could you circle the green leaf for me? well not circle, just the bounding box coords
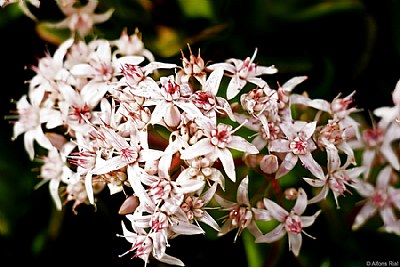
[0,4,24,27]
[290,1,366,22]
[35,22,71,46]
[177,0,214,19]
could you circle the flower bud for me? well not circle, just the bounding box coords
[188,167,200,177]
[284,187,298,200]
[46,132,67,150]
[119,195,140,215]
[164,105,181,128]
[260,154,279,174]
[201,167,212,177]
[144,160,158,175]
[243,154,258,168]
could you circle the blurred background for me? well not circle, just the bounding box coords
[1,0,400,266]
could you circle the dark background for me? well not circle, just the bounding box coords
[1,1,400,266]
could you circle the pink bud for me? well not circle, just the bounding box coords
[243,154,258,168]
[164,105,181,128]
[284,187,298,200]
[260,154,279,174]
[118,195,140,215]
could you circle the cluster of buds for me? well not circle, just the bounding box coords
[4,0,400,266]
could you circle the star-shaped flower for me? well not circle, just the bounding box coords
[256,188,321,256]
[269,120,325,179]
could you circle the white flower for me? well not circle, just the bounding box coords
[11,95,54,160]
[256,188,321,256]
[181,117,259,182]
[208,48,277,100]
[269,120,325,179]
[214,176,271,241]
[352,165,400,233]
[49,0,114,37]
[111,27,155,61]
[304,149,365,208]
[374,79,400,125]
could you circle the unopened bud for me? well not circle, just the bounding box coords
[164,105,181,128]
[260,154,279,174]
[188,167,199,177]
[284,187,298,200]
[119,195,140,215]
[201,167,212,177]
[144,160,158,175]
[244,154,258,168]
[256,200,264,209]
[46,132,67,150]
[141,108,151,124]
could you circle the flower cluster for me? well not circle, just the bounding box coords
[5,1,400,266]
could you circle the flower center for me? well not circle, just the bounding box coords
[93,61,113,81]
[121,146,139,164]
[192,91,215,111]
[289,136,308,155]
[229,206,251,228]
[121,64,145,86]
[210,123,233,148]
[362,127,384,147]
[371,191,387,208]
[285,215,302,234]
[69,104,92,123]
[161,80,181,101]
[148,179,172,202]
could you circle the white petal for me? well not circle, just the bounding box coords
[85,172,95,204]
[199,212,221,232]
[176,101,203,121]
[175,178,205,194]
[157,253,185,267]
[150,102,169,125]
[298,153,325,180]
[288,232,302,256]
[205,68,224,96]
[376,165,392,190]
[301,210,321,227]
[81,81,110,108]
[253,208,272,221]
[293,188,308,215]
[352,202,377,230]
[114,56,145,69]
[362,149,376,179]
[276,153,298,179]
[139,148,163,162]
[216,148,236,182]
[302,121,317,139]
[143,62,177,75]
[180,138,214,160]
[303,177,326,187]
[307,184,329,204]
[255,224,286,243]
[229,136,259,154]
[201,182,218,204]
[70,63,96,77]
[171,219,205,235]
[236,176,249,205]
[226,76,245,100]
[49,178,62,210]
[269,139,290,153]
[263,198,288,222]
[281,76,307,92]
[92,156,127,175]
